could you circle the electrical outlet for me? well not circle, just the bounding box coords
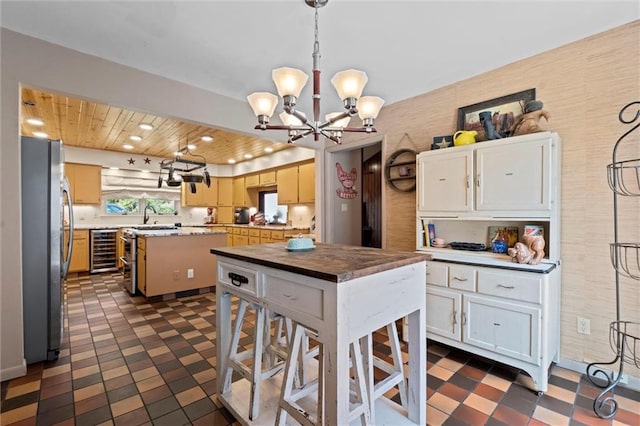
[187,268,194,279]
[577,317,591,335]
[173,270,180,280]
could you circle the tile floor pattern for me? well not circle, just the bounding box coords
[1,271,638,426]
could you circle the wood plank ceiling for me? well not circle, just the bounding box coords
[19,87,292,165]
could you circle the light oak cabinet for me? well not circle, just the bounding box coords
[277,166,299,204]
[218,206,234,224]
[64,229,89,273]
[218,178,233,207]
[245,174,259,188]
[259,170,277,186]
[65,163,102,204]
[181,177,220,207]
[298,162,315,203]
[233,177,250,206]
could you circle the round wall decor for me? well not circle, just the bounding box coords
[384,149,416,192]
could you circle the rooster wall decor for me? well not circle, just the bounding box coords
[336,162,358,199]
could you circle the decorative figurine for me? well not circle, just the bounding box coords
[510,100,551,136]
[507,235,546,265]
[479,111,502,140]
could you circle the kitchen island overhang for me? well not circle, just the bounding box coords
[211,243,430,425]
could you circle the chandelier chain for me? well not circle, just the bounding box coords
[313,0,320,56]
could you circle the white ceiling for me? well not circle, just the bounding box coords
[2,1,638,131]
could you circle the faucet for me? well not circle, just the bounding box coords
[143,205,157,224]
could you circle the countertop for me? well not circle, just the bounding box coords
[128,226,227,237]
[211,242,430,283]
[72,223,309,231]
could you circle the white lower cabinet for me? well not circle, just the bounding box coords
[423,260,559,394]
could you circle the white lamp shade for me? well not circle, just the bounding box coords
[325,112,351,128]
[272,67,309,98]
[247,92,278,118]
[279,111,305,126]
[331,69,368,100]
[357,96,385,120]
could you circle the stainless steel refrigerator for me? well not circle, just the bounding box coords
[21,136,74,363]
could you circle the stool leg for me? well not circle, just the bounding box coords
[249,305,266,421]
[387,321,407,408]
[350,338,371,425]
[361,333,375,424]
[276,322,305,426]
[222,299,248,394]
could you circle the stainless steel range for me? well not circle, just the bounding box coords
[119,229,137,294]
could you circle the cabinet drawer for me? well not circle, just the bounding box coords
[271,230,284,241]
[260,230,271,238]
[477,269,542,304]
[449,264,476,292]
[232,227,241,235]
[218,262,260,297]
[249,236,260,245]
[426,261,448,287]
[240,228,249,236]
[249,229,260,237]
[264,274,324,324]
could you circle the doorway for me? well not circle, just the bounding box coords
[324,138,384,247]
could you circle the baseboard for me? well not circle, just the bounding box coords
[558,358,640,392]
[0,359,27,382]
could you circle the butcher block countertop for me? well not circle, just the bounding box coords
[211,242,430,283]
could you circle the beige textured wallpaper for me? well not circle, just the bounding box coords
[342,21,640,377]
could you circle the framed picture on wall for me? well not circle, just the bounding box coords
[456,89,536,141]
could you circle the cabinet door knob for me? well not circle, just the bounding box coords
[497,284,515,289]
[452,276,468,281]
[452,310,457,325]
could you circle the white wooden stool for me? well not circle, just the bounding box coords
[362,321,407,423]
[222,299,289,421]
[275,322,371,426]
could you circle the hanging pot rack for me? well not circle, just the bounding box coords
[158,141,210,192]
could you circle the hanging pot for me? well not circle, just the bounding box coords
[157,176,163,188]
[203,169,211,187]
[181,174,204,184]
[189,182,197,193]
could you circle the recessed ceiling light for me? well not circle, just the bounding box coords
[244,154,253,159]
[227,159,236,164]
[139,123,154,130]
[201,135,213,142]
[33,131,48,138]
[27,118,44,126]
[187,144,196,150]
[123,144,134,150]
[264,147,274,153]
[174,151,183,156]
[129,135,142,141]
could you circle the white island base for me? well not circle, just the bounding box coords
[220,372,421,426]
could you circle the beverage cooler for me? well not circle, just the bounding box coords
[90,229,118,272]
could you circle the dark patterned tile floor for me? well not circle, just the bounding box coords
[1,271,639,425]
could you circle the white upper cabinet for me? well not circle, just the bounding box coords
[417,132,557,218]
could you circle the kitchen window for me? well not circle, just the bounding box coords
[259,191,288,224]
[105,198,138,215]
[105,198,178,215]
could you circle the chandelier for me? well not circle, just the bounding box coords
[246,0,384,145]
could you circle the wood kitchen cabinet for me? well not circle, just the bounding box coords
[423,259,559,393]
[277,165,299,204]
[217,178,233,207]
[181,177,219,207]
[244,174,259,188]
[65,162,102,204]
[259,170,277,186]
[64,229,89,272]
[233,177,249,206]
[298,162,315,203]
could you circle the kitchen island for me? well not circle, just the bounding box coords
[131,227,226,297]
[211,243,429,425]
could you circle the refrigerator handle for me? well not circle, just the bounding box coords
[62,176,73,278]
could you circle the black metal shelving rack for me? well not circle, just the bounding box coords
[586,101,640,419]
